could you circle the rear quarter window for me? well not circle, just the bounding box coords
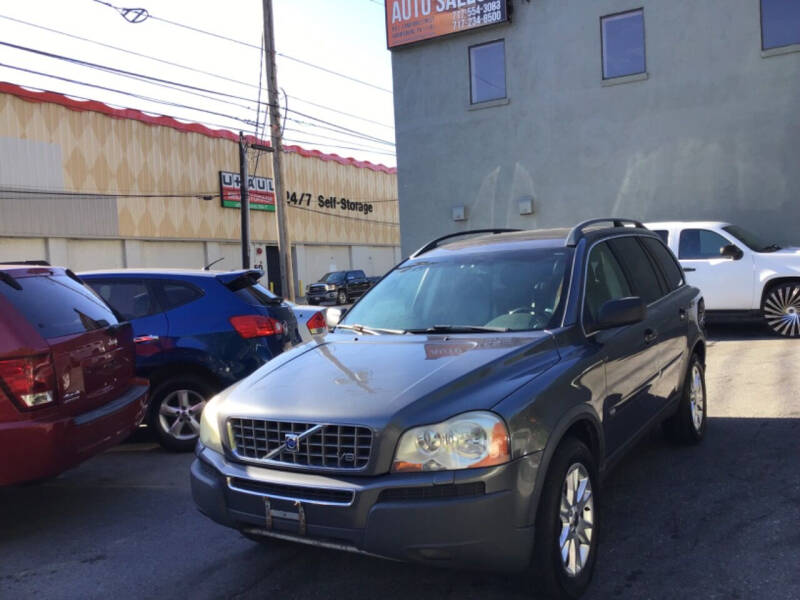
[233,283,282,307]
[607,237,666,304]
[640,237,684,292]
[157,281,204,311]
[0,273,118,338]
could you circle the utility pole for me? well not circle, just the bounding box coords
[262,0,293,299]
[238,131,251,269]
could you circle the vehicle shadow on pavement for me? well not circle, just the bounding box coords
[1,418,797,600]
[225,417,799,600]
[705,322,781,342]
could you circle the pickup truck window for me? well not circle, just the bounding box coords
[347,270,366,280]
[320,272,345,284]
[679,229,730,260]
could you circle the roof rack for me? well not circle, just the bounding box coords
[565,218,645,247]
[410,228,521,258]
[0,260,50,266]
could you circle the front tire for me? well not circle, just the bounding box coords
[531,438,599,599]
[337,289,347,305]
[663,355,706,443]
[147,376,216,452]
[762,283,800,337]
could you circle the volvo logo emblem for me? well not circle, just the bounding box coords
[284,433,300,453]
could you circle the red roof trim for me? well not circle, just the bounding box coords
[0,81,397,174]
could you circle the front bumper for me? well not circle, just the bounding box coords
[0,382,149,485]
[306,290,337,303]
[191,445,540,570]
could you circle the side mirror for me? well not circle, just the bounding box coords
[595,297,646,331]
[720,244,743,260]
[326,307,348,329]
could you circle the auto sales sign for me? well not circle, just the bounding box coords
[386,0,509,48]
[219,171,275,212]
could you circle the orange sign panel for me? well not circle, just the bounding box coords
[386,0,508,48]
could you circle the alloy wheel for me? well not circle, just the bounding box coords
[158,389,206,441]
[763,285,800,337]
[689,364,705,432]
[558,463,594,578]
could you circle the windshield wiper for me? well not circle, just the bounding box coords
[406,324,511,334]
[336,323,406,335]
[760,243,782,252]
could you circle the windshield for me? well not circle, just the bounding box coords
[319,272,345,283]
[723,225,779,252]
[341,248,573,333]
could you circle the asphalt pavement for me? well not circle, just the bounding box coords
[1,323,798,600]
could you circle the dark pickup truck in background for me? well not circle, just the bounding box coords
[305,270,372,305]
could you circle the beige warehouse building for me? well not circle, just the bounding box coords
[0,83,399,297]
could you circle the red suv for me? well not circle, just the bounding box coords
[0,264,148,485]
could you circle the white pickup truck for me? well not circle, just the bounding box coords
[645,221,800,337]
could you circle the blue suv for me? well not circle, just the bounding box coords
[80,269,300,451]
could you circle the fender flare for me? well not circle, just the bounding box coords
[525,405,605,526]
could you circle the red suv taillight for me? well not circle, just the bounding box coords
[306,311,327,335]
[0,354,56,409]
[229,315,285,339]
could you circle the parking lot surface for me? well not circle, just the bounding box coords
[1,324,798,600]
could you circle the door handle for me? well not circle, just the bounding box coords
[683,267,696,272]
[679,308,687,321]
[644,329,658,344]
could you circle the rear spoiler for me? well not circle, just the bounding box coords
[215,269,264,291]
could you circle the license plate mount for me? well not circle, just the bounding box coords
[264,497,306,535]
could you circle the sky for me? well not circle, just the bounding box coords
[0,0,396,167]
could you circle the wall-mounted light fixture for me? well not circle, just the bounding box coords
[518,196,534,215]
[452,205,466,221]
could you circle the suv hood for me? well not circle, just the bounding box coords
[218,331,560,430]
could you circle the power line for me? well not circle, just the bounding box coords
[0,40,396,147]
[0,62,255,126]
[0,72,396,158]
[287,203,399,226]
[91,0,393,94]
[0,13,395,130]
[282,127,395,152]
[283,138,396,157]
[0,186,218,199]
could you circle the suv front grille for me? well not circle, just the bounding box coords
[228,418,372,470]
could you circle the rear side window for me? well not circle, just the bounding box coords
[234,283,282,307]
[0,273,119,338]
[89,279,160,321]
[607,237,665,304]
[640,238,684,292]
[652,230,669,244]
[157,281,203,311]
[583,242,632,328]
[679,229,729,259]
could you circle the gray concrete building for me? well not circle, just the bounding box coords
[389,0,800,255]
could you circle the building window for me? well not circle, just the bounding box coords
[469,40,506,104]
[601,9,646,79]
[761,0,800,50]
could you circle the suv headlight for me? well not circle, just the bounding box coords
[392,411,510,472]
[199,394,224,454]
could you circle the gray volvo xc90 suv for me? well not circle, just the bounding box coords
[191,219,707,599]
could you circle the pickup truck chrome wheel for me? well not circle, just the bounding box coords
[689,364,705,432]
[337,289,347,305]
[559,463,594,577]
[763,284,800,337]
